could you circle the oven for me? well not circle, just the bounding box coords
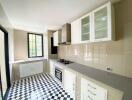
[55,67,63,82]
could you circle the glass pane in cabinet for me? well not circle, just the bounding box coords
[81,16,90,41]
[95,7,108,39]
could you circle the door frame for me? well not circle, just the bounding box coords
[0,25,11,99]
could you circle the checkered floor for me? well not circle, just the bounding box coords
[7,73,73,100]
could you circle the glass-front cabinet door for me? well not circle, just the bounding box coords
[94,7,107,39]
[93,2,113,41]
[81,14,91,42]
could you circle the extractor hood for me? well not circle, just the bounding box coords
[59,23,71,45]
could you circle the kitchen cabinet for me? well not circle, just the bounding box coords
[81,13,92,43]
[71,2,114,44]
[81,78,107,100]
[53,30,61,46]
[71,19,81,44]
[92,2,114,42]
[64,69,76,99]
[49,60,55,77]
[71,13,92,44]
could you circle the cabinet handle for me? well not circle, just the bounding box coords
[88,95,93,100]
[88,90,96,96]
[88,84,96,89]
[73,83,75,91]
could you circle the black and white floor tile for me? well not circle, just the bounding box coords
[7,73,73,100]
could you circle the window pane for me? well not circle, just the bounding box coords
[36,35,42,56]
[29,35,32,41]
[28,33,43,57]
[29,34,33,57]
[32,35,36,56]
[29,34,36,57]
[29,41,33,57]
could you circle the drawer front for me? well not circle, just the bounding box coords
[81,78,107,100]
[87,81,97,100]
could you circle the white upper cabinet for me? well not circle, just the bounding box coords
[80,13,92,43]
[53,30,61,46]
[71,2,114,44]
[92,2,114,42]
[71,19,81,44]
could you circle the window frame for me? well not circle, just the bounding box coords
[27,33,44,58]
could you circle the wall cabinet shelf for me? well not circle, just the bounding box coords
[71,2,115,44]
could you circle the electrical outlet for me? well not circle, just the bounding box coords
[106,67,113,71]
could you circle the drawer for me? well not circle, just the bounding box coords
[81,78,107,100]
[87,81,97,94]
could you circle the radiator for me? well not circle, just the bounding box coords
[19,61,43,78]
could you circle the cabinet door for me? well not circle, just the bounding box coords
[64,70,76,99]
[81,14,91,42]
[93,2,112,41]
[71,19,81,44]
[49,60,55,77]
[53,31,58,46]
[81,78,88,100]
[81,78,107,100]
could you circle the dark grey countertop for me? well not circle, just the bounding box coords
[51,59,132,100]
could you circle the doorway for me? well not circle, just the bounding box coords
[0,25,10,100]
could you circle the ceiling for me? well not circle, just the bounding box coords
[0,0,119,33]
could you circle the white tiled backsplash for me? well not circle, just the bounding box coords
[58,40,132,78]
[59,41,129,77]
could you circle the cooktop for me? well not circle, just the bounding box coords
[57,59,73,64]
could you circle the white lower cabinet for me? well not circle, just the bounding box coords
[49,60,55,77]
[81,78,107,100]
[64,69,76,100]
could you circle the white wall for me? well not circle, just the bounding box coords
[0,30,7,95]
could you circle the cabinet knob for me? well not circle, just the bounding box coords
[88,95,93,100]
[88,84,96,89]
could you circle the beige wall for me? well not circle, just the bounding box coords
[13,29,58,60]
[14,29,28,60]
[58,0,132,78]
[14,29,46,60]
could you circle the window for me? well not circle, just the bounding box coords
[28,33,43,58]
